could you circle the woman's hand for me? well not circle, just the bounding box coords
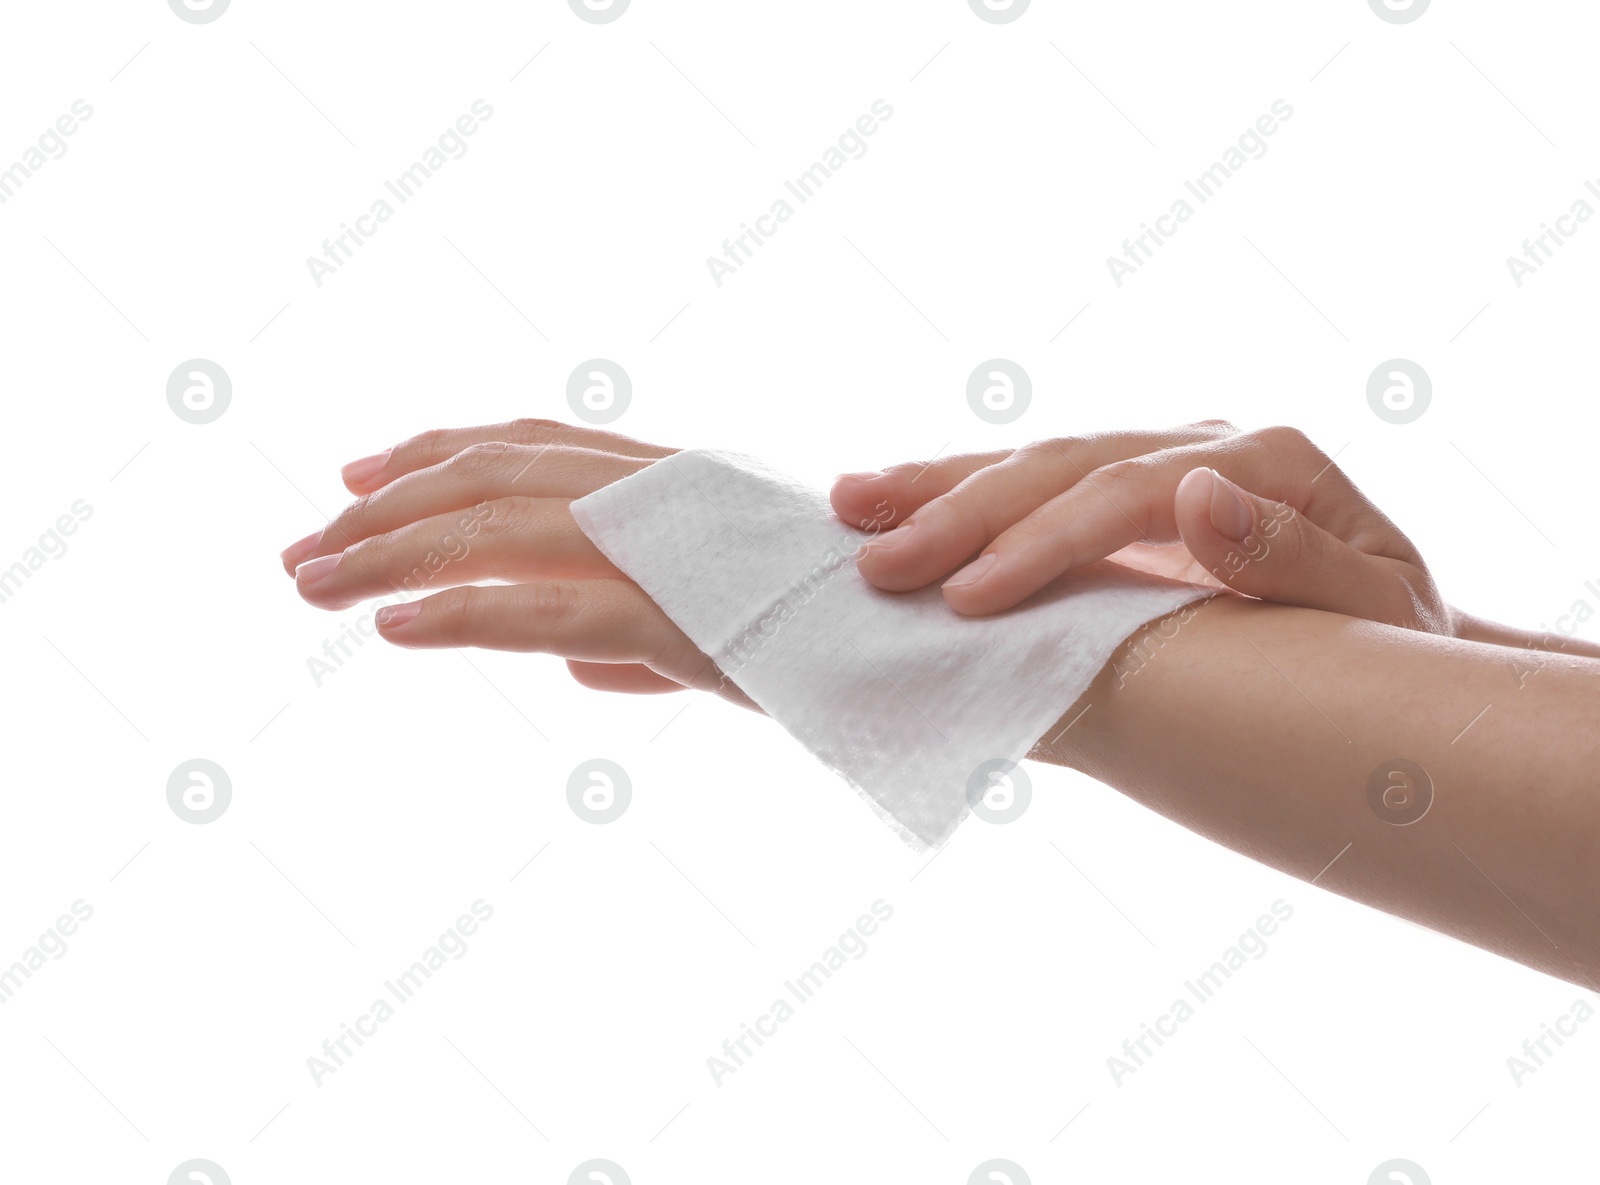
[277,418,756,706]
[836,422,1591,652]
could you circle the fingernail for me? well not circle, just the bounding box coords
[341,449,392,487]
[835,470,883,484]
[278,527,321,569]
[279,530,321,570]
[1206,468,1254,542]
[295,553,340,586]
[861,519,914,552]
[376,602,421,628]
[944,552,998,589]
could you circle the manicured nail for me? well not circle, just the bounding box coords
[341,449,392,487]
[279,530,321,570]
[944,552,998,589]
[376,602,421,628]
[835,470,883,484]
[1206,468,1254,542]
[294,553,340,586]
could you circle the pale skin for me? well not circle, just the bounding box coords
[281,419,1600,990]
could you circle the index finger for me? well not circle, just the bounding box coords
[854,425,1233,592]
[829,450,1013,533]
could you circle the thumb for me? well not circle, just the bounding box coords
[1174,467,1432,629]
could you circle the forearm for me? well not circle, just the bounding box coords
[1032,594,1600,989]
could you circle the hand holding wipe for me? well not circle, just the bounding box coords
[571,449,1215,850]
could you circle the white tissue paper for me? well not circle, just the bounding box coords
[570,449,1214,852]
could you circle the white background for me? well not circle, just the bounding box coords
[2,1,1597,1182]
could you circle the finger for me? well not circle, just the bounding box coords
[1172,467,1447,630]
[856,424,1233,592]
[373,580,731,695]
[282,442,649,573]
[926,424,1361,615]
[343,418,676,494]
[566,659,689,694]
[834,417,1240,532]
[937,458,1172,614]
[829,450,1011,535]
[294,497,611,610]
[1449,608,1600,660]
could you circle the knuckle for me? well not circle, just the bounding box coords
[339,534,376,567]
[911,488,984,545]
[326,495,371,539]
[880,459,946,494]
[1274,507,1314,564]
[1020,436,1085,467]
[450,440,512,476]
[508,417,569,447]
[1088,456,1148,491]
[646,626,698,680]
[476,495,530,539]
[1001,511,1069,559]
[1080,458,1154,529]
[1253,424,1315,454]
[1188,417,1238,435]
[434,585,479,621]
[1002,439,1082,490]
[463,499,526,579]
[400,427,450,455]
[1391,572,1443,633]
[526,579,579,621]
[1088,454,1152,524]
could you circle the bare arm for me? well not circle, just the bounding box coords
[1031,594,1600,990]
[286,420,1600,985]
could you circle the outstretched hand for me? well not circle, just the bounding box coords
[278,419,757,705]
